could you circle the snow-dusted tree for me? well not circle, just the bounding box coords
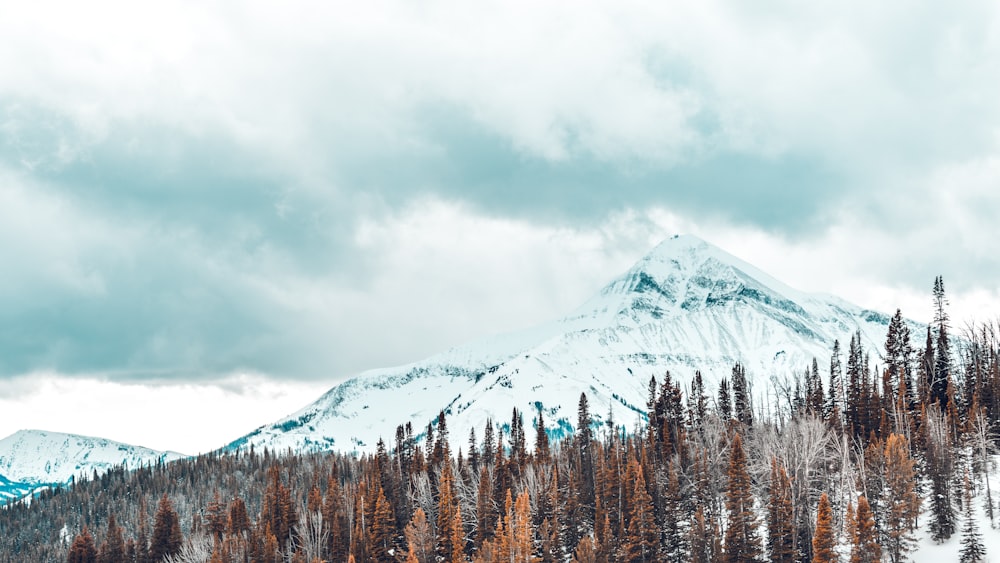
[404,507,434,563]
[724,434,763,563]
[811,493,837,563]
[849,496,880,563]
[959,471,986,563]
[882,434,919,563]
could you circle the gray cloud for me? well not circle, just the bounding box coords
[2,1,1000,383]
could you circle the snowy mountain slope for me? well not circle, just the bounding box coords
[228,234,915,455]
[0,429,185,504]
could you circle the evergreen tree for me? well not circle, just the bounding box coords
[846,333,864,438]
[150,494,183,562]
[724,434,763,563]
[828,339,843,421]
[767,459,795,563]
[812,493,837,563]
[882,434,919,563]
[570,536,598,563]
[535,406,550,463]
[689,506,712,563]
[577,392,596,527]
[732,363,753,427]
[67,527,97,563]
[404,507,434,563]
[718,377,732,421]
[850,497,880,563]
[960,471,986,563]
[932,276,952,410]
[97,514,125,563]
[369,485,396,562]
[624,460,657,563]
[436,461,461,560]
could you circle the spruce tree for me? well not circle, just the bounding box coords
[811,493,837,563]
[624,460,657,563]
[67,527,97,563]
[97,514,125,563]
[767,459,795,563]
[960,472,986,563]
[718,377,732,421]
[150,494,183,562]
[436,461,460,560]
[882,434,919,562]
[732,363,753,427]
[850,497,880,563]
[724,433,762,563]
[932,276,952,410]
[404,507,434,563]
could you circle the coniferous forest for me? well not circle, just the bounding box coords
[3,277,1000,562]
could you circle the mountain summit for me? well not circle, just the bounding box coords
[229,235,896,454]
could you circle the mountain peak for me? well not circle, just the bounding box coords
[608,234,807,312]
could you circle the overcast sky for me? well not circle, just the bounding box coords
[3,1,1000,454]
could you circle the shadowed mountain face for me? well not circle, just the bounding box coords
[229,234,904,455]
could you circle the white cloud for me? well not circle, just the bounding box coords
[0,373,327,454]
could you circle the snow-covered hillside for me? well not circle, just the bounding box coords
[228,235,914,455]
[0,429,185,504]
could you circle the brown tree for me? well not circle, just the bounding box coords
[882,433,919,563]
[405,507,434,563]
[150,494,183,562]
[850,496,880,563]
[67,527,97,563]
[767,459,795,563]
[812,493,837,563]
[97,514,125,563]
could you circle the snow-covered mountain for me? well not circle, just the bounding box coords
[228,234,908,455]
[0,429,185,504]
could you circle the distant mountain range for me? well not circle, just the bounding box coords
[226,234,902,455]
[0,430,184,505]
[1,235,912,503]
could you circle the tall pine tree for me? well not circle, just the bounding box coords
[724,434,762,563]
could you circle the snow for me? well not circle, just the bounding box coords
[910,457,1000,561]
[0,429,186,505]
[228,234,913,455]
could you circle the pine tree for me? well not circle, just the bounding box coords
[812,493,837,563]
[850,497,880,563]
[437,461,461,560]
[97,514,126,563]
[577,392,595,528]
[150,494,183,562]
[512,491,534,563]
[369,485,396,562]
[718,377,733,421]
[689,506,712,563]
[960,471,986,563]
[828,339,843,422]
[570,536,598,563]
[228,496,250,537]
[932,276,952,410]
[623,459,657,563]
[535,406,550,463]
[724,434,762,563]
[661,460,686,560]
[205,491,227,542]
[732,363,753,427]
[404,507,435,563]
[767,459,795,563]
[882,434,919,563]
[67,527,97,563]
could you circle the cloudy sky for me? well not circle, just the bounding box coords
[2,1,1000,454]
